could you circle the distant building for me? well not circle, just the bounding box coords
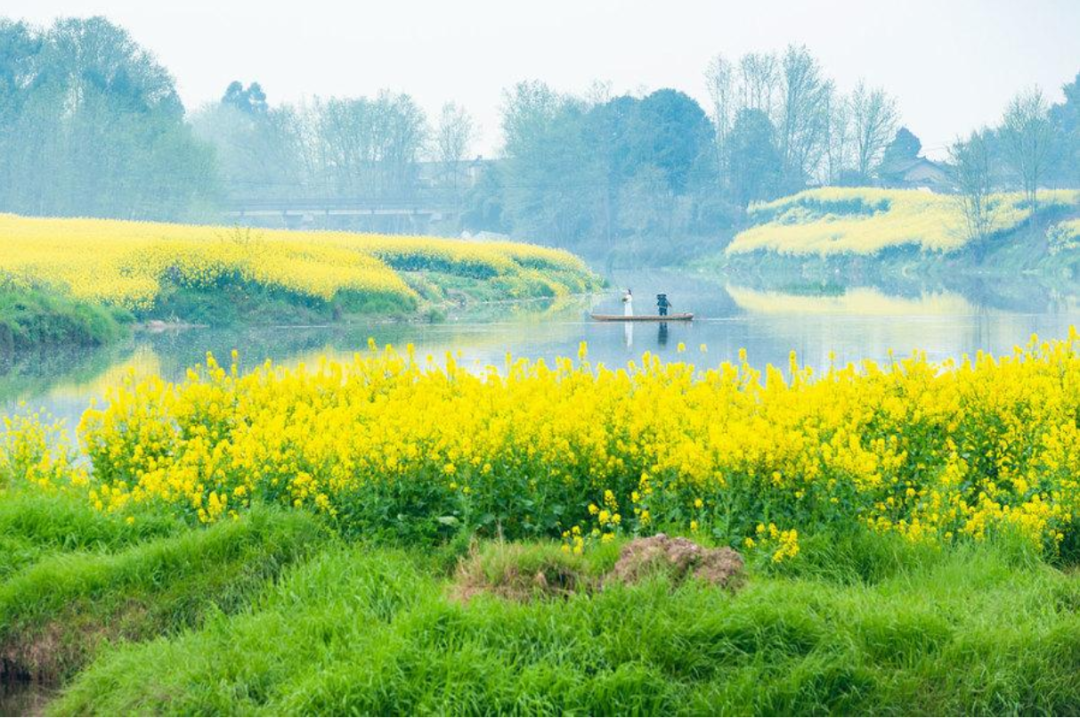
[878,156,954,193]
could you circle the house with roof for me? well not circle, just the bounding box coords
[878,156,954,193]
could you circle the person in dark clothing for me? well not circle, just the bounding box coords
[656,293,672,317]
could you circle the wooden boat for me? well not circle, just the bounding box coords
[590,313,694,322]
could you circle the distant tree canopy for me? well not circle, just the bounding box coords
[1048,72,1080,188]
[0,16,216,220]
[728,108,782,208]
[223,81,268,115]
[878,127,923,185]
[488,83,718,247]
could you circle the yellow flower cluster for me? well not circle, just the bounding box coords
[0,214,594,309]
[726,188,1079,256]
[9,331,1080,555]
[0,410,87,492]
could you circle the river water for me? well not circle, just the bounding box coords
[4,269,1080,431]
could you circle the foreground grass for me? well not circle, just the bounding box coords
[36,531,1080,716]
[0,499,327,682]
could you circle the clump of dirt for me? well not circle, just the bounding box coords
[607,534,744,589]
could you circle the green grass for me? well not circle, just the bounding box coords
[0,491,185,580]
[0,284,130,352]
[40,529,1080,716]
[0,499,327,681]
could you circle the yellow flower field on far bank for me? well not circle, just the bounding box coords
[726,188,1080,257]
[0,214,597,310]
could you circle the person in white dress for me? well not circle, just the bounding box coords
[622,289,633,317]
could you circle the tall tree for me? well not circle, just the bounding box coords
[498,81,599,245]
[1001,86,1053,210]
[0,17,215,220]
[948,130,994,244]
[821,89,854,185]
[737,52,779,114]
[1048,72,1079,188]
[310,91,428,199]
[877,127,922,185]
[776,44,831,191]
[728,108,781,208]
[222,80,268,115]
[191,89,304,201]
[433,101,478,196]
[705,54,735,188]
[850,81,899,180]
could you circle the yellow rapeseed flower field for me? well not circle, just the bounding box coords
[726,188,1080,256]
[0,214,595,310]
[8,331,1080,559]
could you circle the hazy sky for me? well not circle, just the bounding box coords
[6,0,1079,158]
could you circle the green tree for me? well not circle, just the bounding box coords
[0,17,216,220]
[1048,72,1079,188]
[728,108,782,208]
[877,126,922,185]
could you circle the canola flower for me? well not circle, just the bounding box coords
[726,188,1079,257]
[7,332,1080,559]
[0,214,595,310]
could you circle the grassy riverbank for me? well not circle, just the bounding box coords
[0,284,131,353]
[0,214,601,344]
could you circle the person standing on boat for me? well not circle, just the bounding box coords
[656,293,672,317]
[622,289,634,317]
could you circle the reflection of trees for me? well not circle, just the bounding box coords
[0,342,135,405]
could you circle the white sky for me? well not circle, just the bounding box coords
[6,0,1079,158]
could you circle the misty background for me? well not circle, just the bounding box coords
[1,1,1078,263]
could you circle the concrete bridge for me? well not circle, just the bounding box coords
[225,195,462,225]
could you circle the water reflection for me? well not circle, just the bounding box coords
[5,270,1080,429]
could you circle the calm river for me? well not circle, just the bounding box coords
[5,268,1080,431]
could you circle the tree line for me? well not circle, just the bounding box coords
[0,16,1077,251]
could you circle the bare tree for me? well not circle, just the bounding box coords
[434,101,478,195]
[777,44,832,190]
[704,54,735,187]
[1001,86,1053,211]
[850,81,899,179]
[948,130,994,243]
[310,91,428,199]
[738,52,779,115]
[821,89,854,185]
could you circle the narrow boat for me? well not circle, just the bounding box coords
[590,313,694,322]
